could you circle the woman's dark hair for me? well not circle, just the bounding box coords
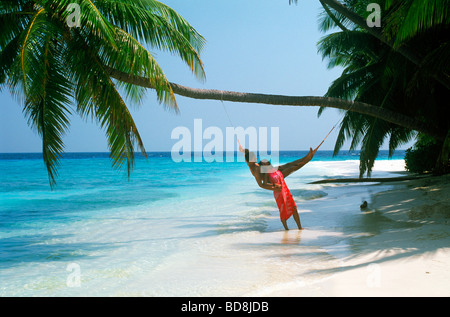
[258,159,271,166]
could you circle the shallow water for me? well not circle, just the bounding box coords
[0,151,406,296]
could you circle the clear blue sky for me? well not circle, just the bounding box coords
[0,0,412,153]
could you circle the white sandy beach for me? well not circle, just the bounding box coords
[254,161,450,297]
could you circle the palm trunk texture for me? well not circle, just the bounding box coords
[106,66,445,141]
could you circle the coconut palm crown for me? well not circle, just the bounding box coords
[0,0,205,187]
[315,0,449,176]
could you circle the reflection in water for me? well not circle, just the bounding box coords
[281,229,302,245]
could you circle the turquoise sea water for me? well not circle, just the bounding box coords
[0,150,406,296]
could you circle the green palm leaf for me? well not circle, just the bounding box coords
[65,30,146,174]
[359,118,389,177]
[19,13,73,188]
[315,1,442,176]
[1,0,205,187]
[385,0,450,46]
[94,0,205,81]
[317,0,352,32]
[41,0,118,48]
[101,26,178,110]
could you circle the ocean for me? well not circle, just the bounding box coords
[0,150,406,296]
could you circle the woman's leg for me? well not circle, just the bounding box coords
[292,207,303,229]
[281,219,289,230]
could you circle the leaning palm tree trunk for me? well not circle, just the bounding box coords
[106,66,445,141]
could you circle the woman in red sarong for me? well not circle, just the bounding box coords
[267,167,300,230]
[240,142,318,230]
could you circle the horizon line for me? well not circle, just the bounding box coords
[0,149,407,155]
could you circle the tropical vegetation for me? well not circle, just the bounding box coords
[313,0,449,176]
[404,134,442,174]
[0,0,205,187]
[1,0,448,186]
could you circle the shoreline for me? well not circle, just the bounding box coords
[309,173,434,184]
[257,173,450,297]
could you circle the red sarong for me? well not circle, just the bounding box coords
[268,170,297,221]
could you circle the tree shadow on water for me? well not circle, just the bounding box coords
[0,233,116,270]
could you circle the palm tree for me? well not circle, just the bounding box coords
[0,0,205,187]
[293,0,450,90]
[317,30,419,176]
[1,0,447,186]
[106,0,446,144]
[314,0,449,175]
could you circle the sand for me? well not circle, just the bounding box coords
[263,172,450,297]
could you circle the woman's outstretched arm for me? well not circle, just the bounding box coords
[278,145,319,178]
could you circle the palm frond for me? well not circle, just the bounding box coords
[66,30,146,175]
[19,7,46,93]
[326,64,379,100]
[419,41,450,80]
[3,5,46,100]
[0,35,21,89]
[2,0,206,187]
[333,111,368,156]
[385,0,450,46]
[0,11,32,50]
[359,118,389,177]
[93,0,206,81]
[98,26,178,111]
[20,14,73,187]
[41,0,118,48]
[0,0,31,13]
[388,127,416,157]
[318,31,380,67]
[317,0,352,33]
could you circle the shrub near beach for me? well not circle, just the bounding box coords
[405,134,443,174]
